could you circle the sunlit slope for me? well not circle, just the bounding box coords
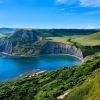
[48,32,100,46]
[72,32,100,46]
[87,32,100,40]
[66,69,100,100]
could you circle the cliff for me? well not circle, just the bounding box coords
[8,29,41,41]
[0,30,83,58]
[42,41,83,59]
[0,29,41,54]
[0,40,16,54]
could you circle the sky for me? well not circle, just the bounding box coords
[0,0,100,29]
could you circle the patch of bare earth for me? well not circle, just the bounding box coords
[57,89,71,100]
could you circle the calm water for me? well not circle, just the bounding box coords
[0,55,81,82]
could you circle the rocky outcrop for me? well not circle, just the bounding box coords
[0,40,16,54]
[0,29,42,54]
[42,42,83,59]
[9,29,41,41]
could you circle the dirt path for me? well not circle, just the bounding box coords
[57,89,71,100]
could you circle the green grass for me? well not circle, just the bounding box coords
[47,32,100,46]
[47,36,77,43]
[87,32,100,40]
[66,69,100,100]
[72,32,100,46]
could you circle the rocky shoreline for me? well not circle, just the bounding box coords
[19,70,46,79]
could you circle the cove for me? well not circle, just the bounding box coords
[0,55,81,82]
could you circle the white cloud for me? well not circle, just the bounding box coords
[80,0,100,7]
[56,0,77,5]
[56,0,100,7]
[56,0,69,4]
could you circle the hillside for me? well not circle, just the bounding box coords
[66,69,100,100]
[31,29,100,36]
[71,32,100,46]
[0,57,100,100]
[86,32,100,40]
[0,28,16,36]
[0,28,99,37]
[47,32,100,46]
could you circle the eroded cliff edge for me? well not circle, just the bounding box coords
[41,41,83,60]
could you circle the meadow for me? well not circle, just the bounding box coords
[47,32,100,46]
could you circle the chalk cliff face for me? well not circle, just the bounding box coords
[42,42,83,59]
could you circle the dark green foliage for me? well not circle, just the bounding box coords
[0,28,99,37]
[0,57,100,100]
[80,45,100,57]
[34,29,99,37]
[70,41,100,57]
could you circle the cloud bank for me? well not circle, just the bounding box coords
[56,0,100,7]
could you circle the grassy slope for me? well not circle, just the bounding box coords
[66,69,100,100]
[47,32,100,46]
[0,57,100,100]
[72,32,100,46]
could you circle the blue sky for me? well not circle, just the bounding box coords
[0,0,100,28]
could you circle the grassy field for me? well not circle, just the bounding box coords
[47,32,100,46]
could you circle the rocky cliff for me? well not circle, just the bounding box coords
[8,29,41,41]
[0,29,41,54]
[0,40,16,54]
[0,29,83,58]
[42,42,83,59]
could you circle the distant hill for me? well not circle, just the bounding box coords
[30,29,100,36]
[0,28,16,36]
[71,32,100,46]
[86,32,100,40]
[0,28,100,37]
[8,29,41,41]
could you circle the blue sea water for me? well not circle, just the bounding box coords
[0,55,81,82]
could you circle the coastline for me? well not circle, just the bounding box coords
[0,52,84,63]
[18,54,83,80]
[0,53,83,82]
[20,54,84,63]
